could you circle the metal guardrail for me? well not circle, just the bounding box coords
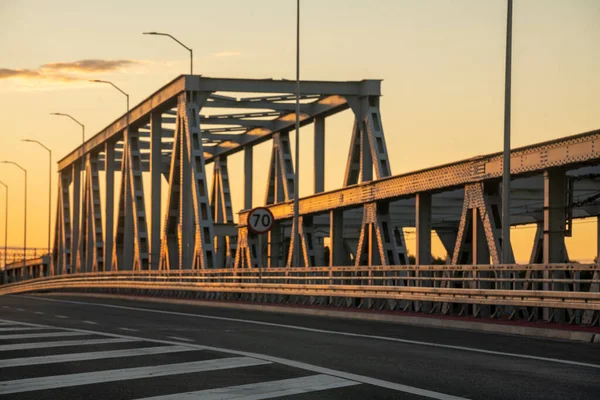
[1,265,599,313]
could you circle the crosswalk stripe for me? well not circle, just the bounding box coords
[0,338,136,352]
[135,374,360,400]
[0,331,87,340]
[0,356,271,394]
[0,345,196,368]
[0,327,47,332]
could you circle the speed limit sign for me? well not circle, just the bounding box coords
[247,207,274,234]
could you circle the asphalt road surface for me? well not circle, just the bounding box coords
[0,294,598,399]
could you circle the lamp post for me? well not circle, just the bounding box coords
[292,0,301,267]
[143,32,193,75]
[22,140,51,255]
[502,0,513,264]
[0,181,7,274]
[0,162,26,266]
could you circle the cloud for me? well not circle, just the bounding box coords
[212,51,241,58]
[0,68,80,82]
[41,59,140,73]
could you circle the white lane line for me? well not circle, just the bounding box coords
[0,317,468,400]
[167,336,194,342]
[23,296,600,371]
[0,327,47,332]
[1,306,8,309]
[135,374,359,400]
[82,321,98,325]
[0,345,196,368]
[0,357,270,395]
[0,331,86,340]
[119,327,138,332]
[55,315,68,319]
[34,311,44,315]
[0,338,136,352]
[15,308,25,311]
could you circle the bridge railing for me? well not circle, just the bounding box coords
[1,265,599,325]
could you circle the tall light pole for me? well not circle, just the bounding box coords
[22,140,51,255]
[0,162,26,265]
[502,0,513,264]
[143,32,193,75]
[0,181,7,273]
[292,0,301,267]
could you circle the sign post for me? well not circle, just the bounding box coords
[247,207,275,281]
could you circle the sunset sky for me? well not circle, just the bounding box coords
[0,0,599,262]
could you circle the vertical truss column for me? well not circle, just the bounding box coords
[286,216,317,267]
[355,202,408,266]
[329,209,344,266]
[452,183,512,265]
[265,132,295,205]
[314,117,325,193]
[159,113,181,270]
[234,225,258,269]
[344,95,392,186]
[415,193,432,265]
[55,170,72,274]
[104,140,115,270]
[83,152,104,272]
[263,131,295,268]
[181,91,215,269]
[543,168,567,322]
[211,157,235,268]
[150,112,162,270]
[71,161,82,273]
[77,161,89,273]
[128,128,150,270]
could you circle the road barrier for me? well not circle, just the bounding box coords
[1,264,599,325]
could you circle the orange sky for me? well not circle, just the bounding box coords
[0,0,599,262]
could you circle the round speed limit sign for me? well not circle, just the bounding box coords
[247,207,274,234]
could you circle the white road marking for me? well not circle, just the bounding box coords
[167,336,194,342]
[119,327,138,332]
[1,306,8,309]
[82,320,98,325]
[0,345,196,368]
[0,327,46,332]
[34,311,44,315]
[0,331,86,340]
[0,338,136,352]
[55,315,68,319]
[23,296,600,371]
[0,357,270,395]
[135,374,359,400]
[16,308,25,311]
[0,317,468,400]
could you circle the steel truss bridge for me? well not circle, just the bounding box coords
[1,75,599,326]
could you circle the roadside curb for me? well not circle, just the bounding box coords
[35,292,600,344]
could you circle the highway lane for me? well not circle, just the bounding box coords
[0,294,598,399]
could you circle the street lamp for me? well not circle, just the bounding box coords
[22,140,51,255]
[0,162,26,265]
[0,181,7,272]
[502,0,513,265]
[292,0,301,267]
[143,32,193,75]
[90,80,129,113]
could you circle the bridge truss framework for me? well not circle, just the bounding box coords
[7,75,600,325]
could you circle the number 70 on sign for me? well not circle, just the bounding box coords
[247,207,275,234]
